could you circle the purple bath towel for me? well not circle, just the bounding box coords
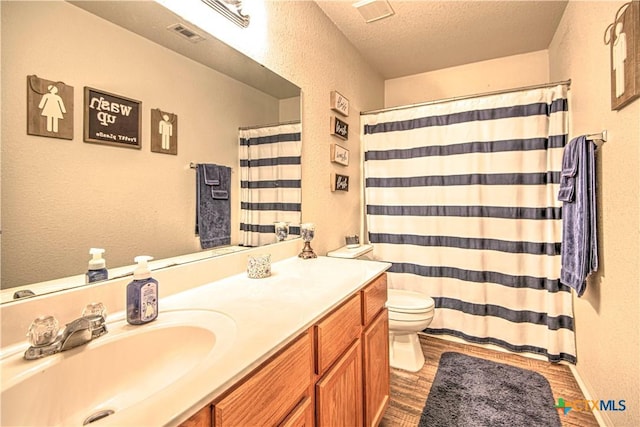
[558,135,598,296]
[196,164,231,249]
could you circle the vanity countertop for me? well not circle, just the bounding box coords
[105,255,391,426]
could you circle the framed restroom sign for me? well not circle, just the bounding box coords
[27,75,74,140]
[151,108,178,155]
[84,87,141,149]
[607,0,640,110]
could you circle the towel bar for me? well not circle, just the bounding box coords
[586,130,607,143]
[189,162,234,171]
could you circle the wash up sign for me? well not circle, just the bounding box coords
[84,87,141,149]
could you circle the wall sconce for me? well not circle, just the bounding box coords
[201,0,250,28]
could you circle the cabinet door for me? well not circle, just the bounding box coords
[214,332,313,426]
[316,339,363,427]
[363,309,390,427]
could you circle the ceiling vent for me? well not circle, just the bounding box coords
[353,0,395,23]
[167,23,205,43]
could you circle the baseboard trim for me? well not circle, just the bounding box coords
[568,364,610,427]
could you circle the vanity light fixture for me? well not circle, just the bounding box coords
[201,0,250,28]
[353,0,395,23]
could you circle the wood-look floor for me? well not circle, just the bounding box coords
[380,334,599,427]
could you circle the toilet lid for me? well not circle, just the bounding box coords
[386,289,435,312]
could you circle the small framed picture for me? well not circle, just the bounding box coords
[330,90,349,116]
[151,108,178,155]
[608,0,640,110]
[330,116,349,140]
[27,75,74,140]
[84,87,141,149]
[330,143,349,166]
[331,172,349,192]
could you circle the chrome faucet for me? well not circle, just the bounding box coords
[24,304,108,360]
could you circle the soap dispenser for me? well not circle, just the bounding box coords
[86,248,108,284]
[126,256,158,325]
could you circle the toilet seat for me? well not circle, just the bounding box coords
[386,289,435,313]
[388,310,434,322]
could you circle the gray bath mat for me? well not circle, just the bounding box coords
[419,352,561,427]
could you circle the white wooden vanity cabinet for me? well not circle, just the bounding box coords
[178,273,389,427]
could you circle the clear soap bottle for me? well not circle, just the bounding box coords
[126,256,158,325]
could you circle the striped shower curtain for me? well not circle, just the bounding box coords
[362,84,576,363]
[239,122,302,247]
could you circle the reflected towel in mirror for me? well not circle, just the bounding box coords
[196,164,231,249]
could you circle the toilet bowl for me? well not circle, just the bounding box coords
[386,289,435,372]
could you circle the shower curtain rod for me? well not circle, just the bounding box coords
[361,79,572,115]
[238,120,301,131]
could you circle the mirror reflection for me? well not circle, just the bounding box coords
[0,1,301,301]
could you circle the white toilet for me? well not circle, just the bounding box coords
[386,289,435,372]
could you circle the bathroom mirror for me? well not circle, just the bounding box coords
[0,0,301,301]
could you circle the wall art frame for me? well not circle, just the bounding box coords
[26,75,74,140]
[151,108,178,155]
[330,143,350,166]
[330,116,349,140]
[330,90,349,116]
[607,0,640,110]
[84,87,141,149]
[331,172,349,192]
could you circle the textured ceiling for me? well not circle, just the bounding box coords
[315,1,569,79]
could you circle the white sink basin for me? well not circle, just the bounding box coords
[0,309,236,427]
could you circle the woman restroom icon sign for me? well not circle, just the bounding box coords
[27,75,74,140]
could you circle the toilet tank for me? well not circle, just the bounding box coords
[327,244,374,260]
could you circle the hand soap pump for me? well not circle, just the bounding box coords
[126,256,158,325]
[86,248,108,284]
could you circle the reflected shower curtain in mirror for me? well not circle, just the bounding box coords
[362,84,576,363]
[239,122,302,247]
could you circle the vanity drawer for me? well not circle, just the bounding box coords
[361,273,387,326]
[213,331,313,427]
[315,293,362,375]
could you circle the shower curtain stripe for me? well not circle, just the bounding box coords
[362,84,576,363]
[370,234,561,255]
[365,136,566,160]
[364,99,568,134]
[367,205,562,219]
[239,122,302,247]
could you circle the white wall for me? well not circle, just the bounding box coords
[549,2,640,425]
[1,1,283,287]
[384,50,549,107]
